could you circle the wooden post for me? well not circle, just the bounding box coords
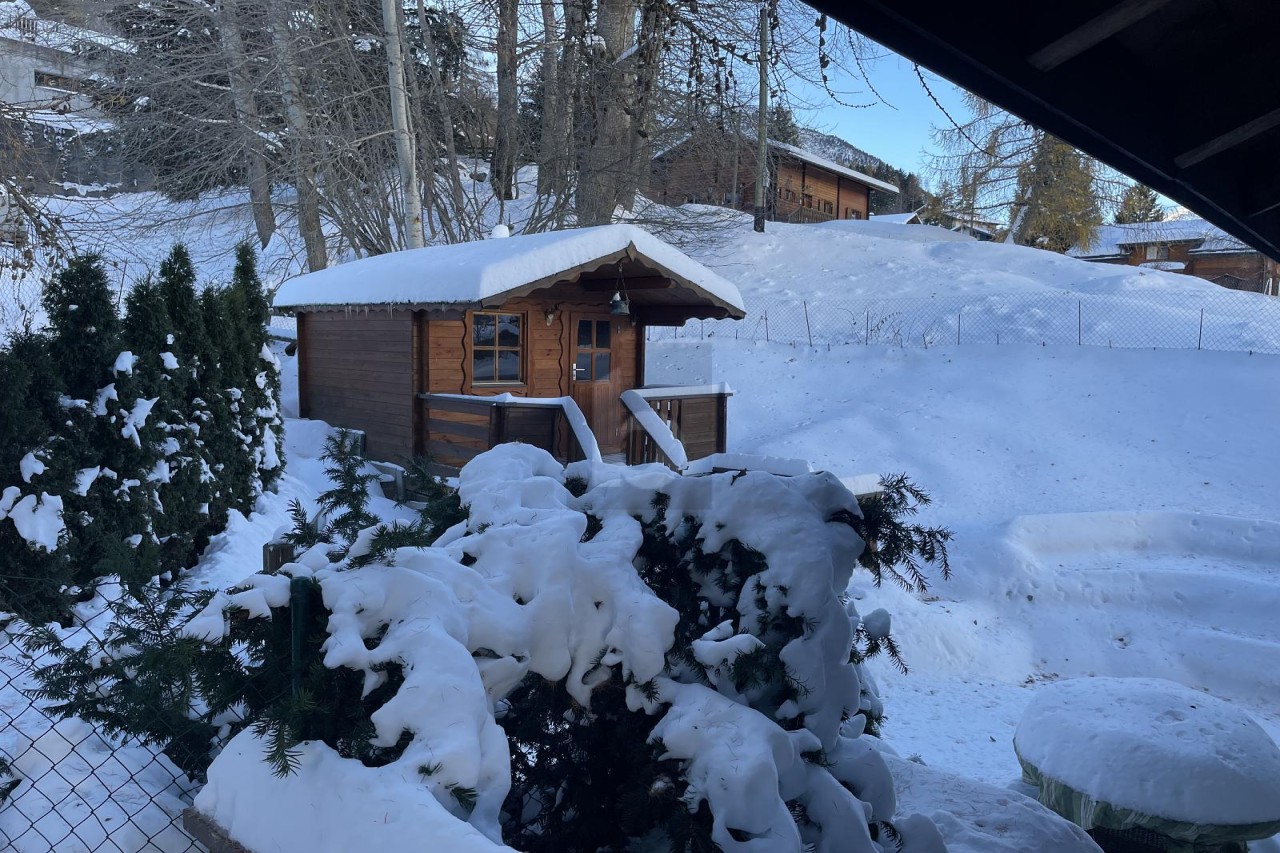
[752,6,769,233]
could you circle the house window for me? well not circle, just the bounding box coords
[1145,244,1170,260]
[34,71,85,94]
[845,208,863,220]
[821,200,834,214]
[472,312,522,383]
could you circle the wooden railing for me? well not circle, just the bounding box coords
[418,393,599,474]
[622,384,732,469]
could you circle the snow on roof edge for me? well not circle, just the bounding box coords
[272,224,746,316]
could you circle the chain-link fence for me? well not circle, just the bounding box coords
[647,291,1280,355]
[0,605,204,853]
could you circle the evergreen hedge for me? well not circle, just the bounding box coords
[0,246,283,622]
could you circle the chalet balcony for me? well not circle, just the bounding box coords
[418,384,732,474]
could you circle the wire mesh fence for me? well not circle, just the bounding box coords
[646,291,1280,355]
[0,603,204,853]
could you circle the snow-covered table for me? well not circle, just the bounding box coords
[1014,678,1280,851]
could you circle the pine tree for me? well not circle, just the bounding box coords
[42,255,120,403]
[230,243,284,496]
[1012,135,1103,253]
[1114,182,1165,224]
[769,104,802,147]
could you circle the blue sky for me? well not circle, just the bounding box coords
[787,48,974,181]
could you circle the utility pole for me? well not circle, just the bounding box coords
[382,0,424,248]
[753,6,770,233]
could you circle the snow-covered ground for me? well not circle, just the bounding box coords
[4,200,1279,850]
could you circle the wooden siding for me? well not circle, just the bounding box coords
[299,309,416,462]
[1113,242,1277,293]
[649,134,877,223]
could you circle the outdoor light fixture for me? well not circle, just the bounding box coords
[609,262,631,316]
[544,308,556,326]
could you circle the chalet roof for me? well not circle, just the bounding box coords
[870,212,921,225]
[653,133,898,195]
[272,224,747,319]
[1069,218,1252,260]
[767,141,899,194]
[817,0,1280,263]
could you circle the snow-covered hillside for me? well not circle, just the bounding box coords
[645,216,1280,843]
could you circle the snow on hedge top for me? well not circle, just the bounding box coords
[273,224,746,314]
[1014,677,1280,826]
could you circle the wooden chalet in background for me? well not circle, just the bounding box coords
[273,225,746,473]
[1069,219,1279,295]
[649,130,898,225]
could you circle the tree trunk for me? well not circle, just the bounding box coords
[575,0,639,225]
[265,0,326,271]
[214,0,276,249]
[490,0,518,202]
[381,0,424,248]
[417,0,469,242]
[535,0,566,196]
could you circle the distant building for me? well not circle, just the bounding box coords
[0,3,144,195]
[649,129,898,224]
[1068,219,1279,295]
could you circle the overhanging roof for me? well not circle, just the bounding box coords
[272,224,747,320]
[819,0,1280,262]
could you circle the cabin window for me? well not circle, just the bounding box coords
[821,200,834,214]
[1145,244,1170,260]
[845,208,863,220]
[472,312,522,383]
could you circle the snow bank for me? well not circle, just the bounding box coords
[197,731,514,853]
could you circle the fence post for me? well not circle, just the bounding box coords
[1078,300,1082,345]
[956,308,961,345]
[290,576,311,700]
[865,307,870,345]
[700,319,705,341]
[1198,308,1204,350]
[764,311,770,342]
[803,300,813,347]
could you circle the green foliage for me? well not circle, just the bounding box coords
[1114,183,1165,225]
[1013,135,1104,253]
[41,254,120,401]
[22,581,225,777]
[316,431,380,555]
[845,474,953,595]
[403,456,468,535]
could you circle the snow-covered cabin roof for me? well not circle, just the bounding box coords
[767,141,899,195]
[1069,218,1252,259]
[870,212,921,225]
[273,224,747,319]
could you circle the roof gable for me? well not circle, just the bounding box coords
[272,224,746,319]
[1069,218,1252,259]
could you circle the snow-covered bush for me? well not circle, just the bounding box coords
[189,445,949,852]
[1,246,283,621]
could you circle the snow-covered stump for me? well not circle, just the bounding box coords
[1014,678,1280,852]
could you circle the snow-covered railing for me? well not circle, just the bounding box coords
[418,392,600,473]
[622,383,732,469]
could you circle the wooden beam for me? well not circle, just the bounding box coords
[579,277,674,291]
[1175,105,1280,169]
[1028,0,1174,71]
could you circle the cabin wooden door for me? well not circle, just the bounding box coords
[569,314,625,455]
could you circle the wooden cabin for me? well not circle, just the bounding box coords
[273,224,747,472]
[649,131,899,225]
[1068,219,1280,295]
